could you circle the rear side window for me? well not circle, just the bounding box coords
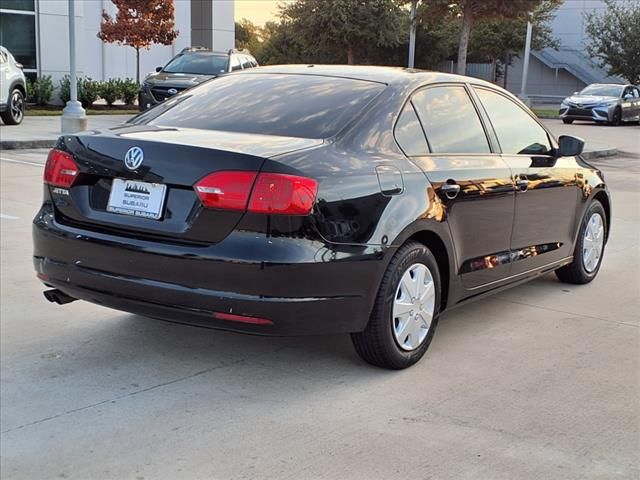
[474,88,551,155]
[132,74,385,139]
[241,55,253,69]
[411,85,490,154]
[394,102,429,156]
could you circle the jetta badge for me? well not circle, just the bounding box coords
[124,146,144,170]
[167,88,178,95]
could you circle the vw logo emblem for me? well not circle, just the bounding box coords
[124,146,144,170]
[167,88,178,95]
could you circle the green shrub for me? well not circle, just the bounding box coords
[120,78,139,106]
[79,77,100,108]
[58,76,100,108]
[99,78,123,106]
[27,75,54,106]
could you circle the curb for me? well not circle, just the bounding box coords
[1,140,56,150]
[581,148,618,160]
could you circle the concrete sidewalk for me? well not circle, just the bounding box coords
[0,115,624,160]
[0,115,132,149]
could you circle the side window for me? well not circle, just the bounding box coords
[0,51,6,64]
[250,58,259,68]
[411,85,490,154]
[230,56,242,71]
[241,55,253,69]
[394,101,429,156]
[475,88,552,155]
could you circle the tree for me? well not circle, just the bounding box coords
[98,0,178,84]
[585,0,640,84]
[279,0,406,65]
[235,19,264,58]
[468,0,561,83]
[421,0,553,75]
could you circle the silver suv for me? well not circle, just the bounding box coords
[0,45,27,125]
[559,83,640,126]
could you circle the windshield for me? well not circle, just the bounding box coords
[130,73,386,139]
[579,85,623,97]
[163,54,228,75]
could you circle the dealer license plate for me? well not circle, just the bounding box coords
[107,179,167,220]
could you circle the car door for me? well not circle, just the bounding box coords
[408,84,516,289]
[621,86,634,121]
[622,86,640,120]
[473,86,581,276]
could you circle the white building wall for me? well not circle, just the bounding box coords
[37,0,194,102]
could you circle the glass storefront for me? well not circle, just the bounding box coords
[1,0,35,11]
[0,0,37,76]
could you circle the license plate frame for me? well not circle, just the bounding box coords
[107,178,167,220]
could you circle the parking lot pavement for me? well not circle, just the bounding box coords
[1,128,639,479]
[0,115,132,149]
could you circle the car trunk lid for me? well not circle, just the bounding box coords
[51,125,322,244]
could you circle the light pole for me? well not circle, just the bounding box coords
[519,19,533,106]
[408,0,418,68]
[61,0,87,133]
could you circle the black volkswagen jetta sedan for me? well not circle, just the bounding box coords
[34,66,610,369]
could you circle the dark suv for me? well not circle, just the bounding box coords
[138,47,258,111]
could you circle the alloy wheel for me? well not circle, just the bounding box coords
[392,263,435,351]
[10,91,24,124]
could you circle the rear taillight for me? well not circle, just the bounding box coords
[194,171,258,211]
[44,149,79,188]
[194,171,318,215]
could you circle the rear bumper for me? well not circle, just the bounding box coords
[33,204,383,335]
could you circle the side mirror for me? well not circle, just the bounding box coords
[155,66,162,72]
[558,135,584,157]
[573,91,579,95]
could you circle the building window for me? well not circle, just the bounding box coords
[1,0,35,11]
[0,0,37,73]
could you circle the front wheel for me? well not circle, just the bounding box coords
[609,107,621,126]
[555,200,607,284]
[351,241,441,369]
[0,89,25,125]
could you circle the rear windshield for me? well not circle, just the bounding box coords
[163,54,228,75]
[130,74,385,139]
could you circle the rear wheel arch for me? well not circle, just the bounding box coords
[406,230,450,312]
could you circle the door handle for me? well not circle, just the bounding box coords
[516,178,529,192]
[440,182,461,200]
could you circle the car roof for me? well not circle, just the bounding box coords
[239,64,497,88]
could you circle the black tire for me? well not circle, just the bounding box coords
[555,200,607,284]
[609,107,621,126]
[0,88,25,125]
[351,241,441,369]
[562,118,574,124]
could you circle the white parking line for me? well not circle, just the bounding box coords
[0,213,20,220]
[0,157,44,167]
